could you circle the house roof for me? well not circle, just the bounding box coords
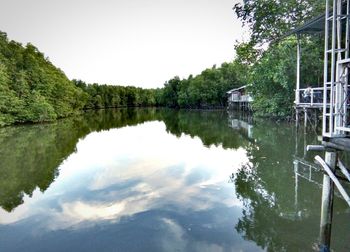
[279,1,348,40]
[278,13,325,41]
[227,85,247,94]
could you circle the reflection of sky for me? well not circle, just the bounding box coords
[0,121,262,252]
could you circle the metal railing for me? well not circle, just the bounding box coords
[295,87,324,106]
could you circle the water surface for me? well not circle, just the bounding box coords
[0,109,349,251]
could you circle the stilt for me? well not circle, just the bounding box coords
[319,151,337,252]
[304,108,308,128]
[294,160,299,211]
[296,108,300,128]
[295,122,299,154]
[303,124,307,157]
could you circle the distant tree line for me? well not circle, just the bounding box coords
[72,60,243,111]
[72,80,161,109]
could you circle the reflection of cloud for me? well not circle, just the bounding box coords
[2,121,249,230]
[48,183,160,230]
[159,218,231,252]
[63,201,126,220]
[160,218,186,251]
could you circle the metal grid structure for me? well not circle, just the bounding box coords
[323,0,350,138]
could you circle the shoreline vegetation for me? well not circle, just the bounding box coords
[0,31,242,127]
[0,1,326,127]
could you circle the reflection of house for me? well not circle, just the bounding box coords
[227,112,254,140]
[292,157,344,212]
[293,157,322,187]
[227,85,253,111]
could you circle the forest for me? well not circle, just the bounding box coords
[0,0,327,126]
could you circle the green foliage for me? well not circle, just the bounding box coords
[24,91,57,122]
[249,41,296,116]
[0,32,85,125]
[72,80,160,110]
[162,77,181,108]
[247,38,323,116]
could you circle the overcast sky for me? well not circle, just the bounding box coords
[0,0,247,88]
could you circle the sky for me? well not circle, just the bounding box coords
[0,0,247,88]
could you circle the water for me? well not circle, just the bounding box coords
[0,108,349,252]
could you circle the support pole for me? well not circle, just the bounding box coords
[296,34,301,105]
[322,0,330,136]
[319,151,337,252]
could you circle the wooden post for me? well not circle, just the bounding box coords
[319,151,337,252]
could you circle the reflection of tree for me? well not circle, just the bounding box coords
[161,110,250,150]
[231,122,326,251]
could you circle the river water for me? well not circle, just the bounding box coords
[0,108,349,251]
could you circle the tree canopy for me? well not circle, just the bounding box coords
[234,0,325,44]
[0,32,86,125]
